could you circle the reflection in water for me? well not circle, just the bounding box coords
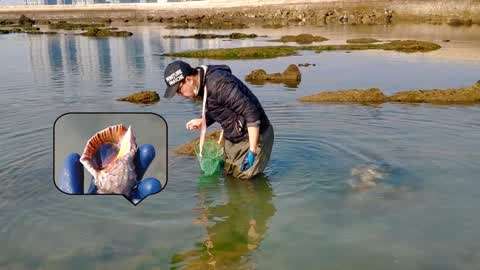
[48,36,64,87]
[96,39,113,87]
[65,36,79,75]
[171,175,276,270]
[126,34,146,88]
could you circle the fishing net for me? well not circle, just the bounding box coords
[195,140,224,176]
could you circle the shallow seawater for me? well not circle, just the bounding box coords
[0,24,480,270]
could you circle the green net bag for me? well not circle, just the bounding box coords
[195,140,224,176]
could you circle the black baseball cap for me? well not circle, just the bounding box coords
[163,60,195,98]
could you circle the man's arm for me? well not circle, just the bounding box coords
[214,77,262,129]
[247,126,260,154]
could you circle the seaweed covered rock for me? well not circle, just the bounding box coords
[0,19,15,26]
[117,91,160,104]
[166,19,248,30]
[299,88,387,103]
[165,40,441,60]
[447,18,473,26]
[49,21,105,31]
[81,28,133,37]
[282,64,302,81]
[229,33,258,39]
[245,64,301,87]
[25,31,57,35]
[246,69,269,82]
[314,40,441,53]
[0,28,53,35]
[346,38,381,44]
[380,40,441,53]
[18,15,35,28]
[164,46,298,60]
[163,33,258,39]
[299,81,480,105]
[388,82,480,104]
[277,34,328,44]
[174,130,224,156]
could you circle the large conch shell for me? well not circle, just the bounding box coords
[80,124,138,196]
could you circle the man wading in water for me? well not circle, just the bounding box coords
[163,60,274,179]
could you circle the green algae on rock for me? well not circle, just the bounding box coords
[163,46,298,60]
[276,34,328,44]
[174,130,224,156]
[117,91,160,104]
[81,28,133,37]
[164,40,440,60]
[388,82,480,104]
[299,88,387,103]
[346,38,382,44]
[245,64,301,87]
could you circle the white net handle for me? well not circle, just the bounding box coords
[199,65,207,157]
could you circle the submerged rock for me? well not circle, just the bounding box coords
[174,130,224,156]
[276,34,328,44]
[388,81,480,104]
[245,64,301,87]
[81,28,133,37]
[117,91,160,104]
[299,88,387,103]
[298,63,316,67]
[346,38,381,44]
[349,164,386,191]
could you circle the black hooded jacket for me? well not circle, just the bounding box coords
[197,65,270,143]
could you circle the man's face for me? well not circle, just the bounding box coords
[177,75,197,98]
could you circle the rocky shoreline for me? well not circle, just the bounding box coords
[0,0,479,28]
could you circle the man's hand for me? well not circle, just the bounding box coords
[59,144,162,205]
[241,150,256,171]
[186,118,203,131]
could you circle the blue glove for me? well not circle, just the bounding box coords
[241,150,256,171]
[59,144,162,205]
